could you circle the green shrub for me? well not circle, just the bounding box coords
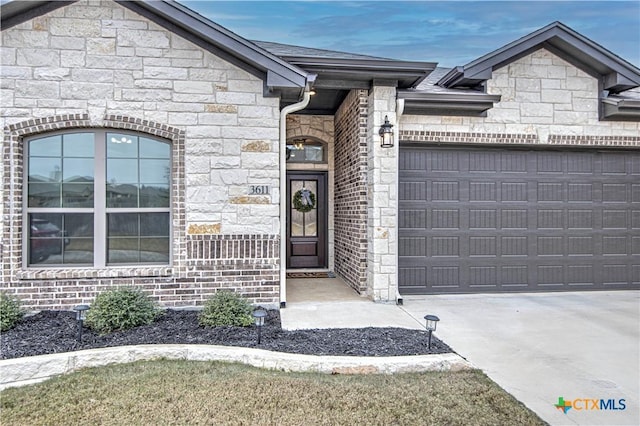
[199,291,254,327]
[85,287,161,334]
[0,292,24,332]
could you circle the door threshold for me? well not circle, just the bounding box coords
[286,269,335,278]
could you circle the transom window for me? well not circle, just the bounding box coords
[286,139,326,163]
[25,130,171,267]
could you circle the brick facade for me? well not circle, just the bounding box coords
[333,90,369,292]
[0,0,280,309]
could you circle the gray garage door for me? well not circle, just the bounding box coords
[399,145,640,294]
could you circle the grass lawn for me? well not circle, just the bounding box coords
[1,360,544,425]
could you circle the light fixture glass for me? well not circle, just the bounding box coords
[379,115,394,148]
[252,309,267,344]
[424,314,440,350]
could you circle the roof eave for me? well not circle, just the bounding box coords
[118,1,309,91]
[438,22,640,94]
[1,0,310,94]
[398,90,501,116]
[284,57,437,89]
[1,0,77,29]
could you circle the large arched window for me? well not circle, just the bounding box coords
[25,130,171,267]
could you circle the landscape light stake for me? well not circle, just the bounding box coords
[424,314,440,350]
[73,304,90,343]
[253,309,267,345]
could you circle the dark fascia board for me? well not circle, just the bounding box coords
[283,57,437,89]
[1,1,76,29]
[601,96,640,121]
[0,0,310,94]
[438,22,640,94]
[398,90,501,116]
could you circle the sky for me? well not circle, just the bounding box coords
[181,1,640,68]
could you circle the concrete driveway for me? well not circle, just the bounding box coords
[401,291,640,426]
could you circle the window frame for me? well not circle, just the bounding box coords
[23,129,173,269]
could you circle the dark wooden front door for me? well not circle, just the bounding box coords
[287,172,327,268]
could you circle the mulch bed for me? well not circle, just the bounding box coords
[1,309,452,360]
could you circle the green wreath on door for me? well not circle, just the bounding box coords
[293,188,316,213]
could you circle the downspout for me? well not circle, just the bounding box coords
[279,90,312,308]
[395,98,405,305]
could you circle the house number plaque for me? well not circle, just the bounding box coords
[249,185,270,195]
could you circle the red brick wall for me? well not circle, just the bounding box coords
[333,90,369,292]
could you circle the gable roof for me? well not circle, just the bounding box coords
[1,0,313,99]
[437,21,640,94]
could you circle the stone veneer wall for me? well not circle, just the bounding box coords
[366,85,398,302]
[401,49,640,140]
[0,0,281,309]
[333,90,369,292]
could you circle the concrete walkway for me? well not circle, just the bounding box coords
[283,281,640,426]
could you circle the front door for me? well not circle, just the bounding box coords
[287,172,327,268]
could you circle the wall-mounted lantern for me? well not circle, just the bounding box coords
[379,115,394,148]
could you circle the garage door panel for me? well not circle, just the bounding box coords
[501,265,528,286]
[568,153,595,174]
[431,236,460,257]
[602,184,627,202]
[602,154,628,174]
[431,209,460,229]
[399,146,640,294]
[538,182,564,201]
[399,181,426,201]
[500,151,529,173]
[501,182,528,201]
[399,209,426,229]
[568,183,593,201]
[501,236,529,256]
[469,182,496,201]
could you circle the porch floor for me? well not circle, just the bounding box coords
[281,277,423,331]
[285,277,361,303]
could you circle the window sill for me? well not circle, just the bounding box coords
[16,267,173,281]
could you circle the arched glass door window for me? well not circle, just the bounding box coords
[286,139,326,163]
[25,130,171,267]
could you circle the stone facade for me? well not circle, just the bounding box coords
[0,0,280,309]
[366,86,398,302]
[402,49,640,142]
[334,90,369,293]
